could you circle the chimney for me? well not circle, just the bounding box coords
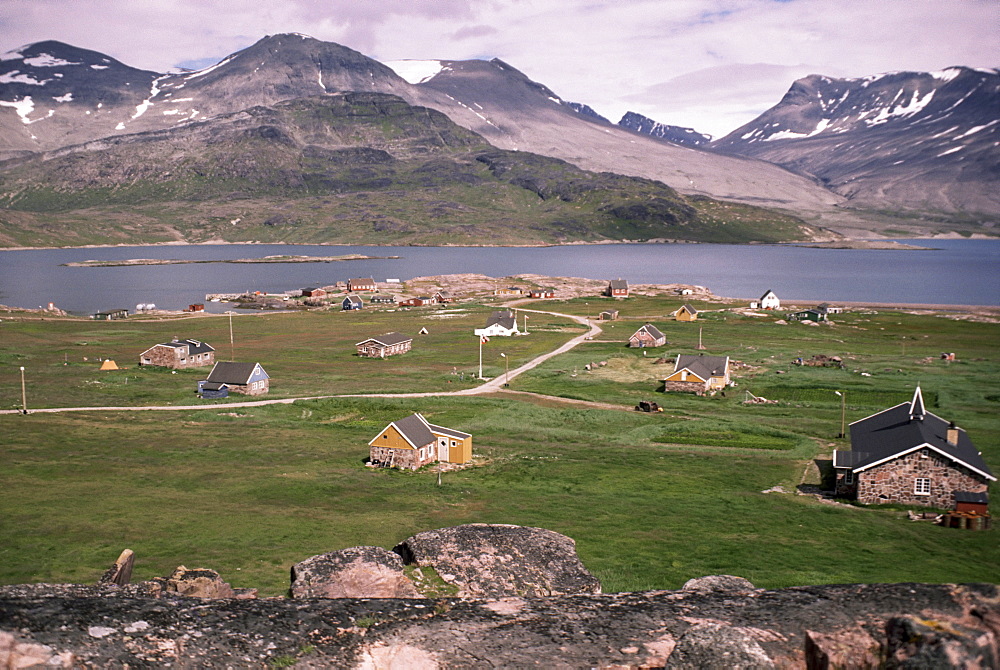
[947,421,959,446]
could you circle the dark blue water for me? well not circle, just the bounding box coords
[0,240,997,314]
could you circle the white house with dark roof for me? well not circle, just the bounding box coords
[758,290,780,310]
[663,353,730,393]
[139,338,215,369]
[475,310,519,337]
[833,386,995,508]
[368,413,473,470]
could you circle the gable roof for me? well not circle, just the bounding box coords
[673,354,729,379]
[355,332,412,347]
[369,413,435,449]
[760,289,777,300]
[609,279,628,290]
[485,310,516,330]
[632,323,664,340]
[343,295,364,306]
[205,361,267,385]
[428,423,471,439]
[838,387,995,480]
[162,338,214,355]
[676,304,698,315]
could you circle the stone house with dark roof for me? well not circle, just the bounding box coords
[198,361,270,397]
[663,353,730,393]
[140,338,215,369]
[355,332,413,358]
[833,387,995,508]
[368,413,473,470]
[628,323,666,348]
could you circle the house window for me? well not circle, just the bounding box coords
[914,478,931,495]
[920,448,929,459]
[844,471,854,485]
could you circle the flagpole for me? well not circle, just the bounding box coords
[479,335,483,379]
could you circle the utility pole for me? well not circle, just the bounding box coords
[228,312,235,362]
[835,391,846,438]
[19,366,27,414]
[501,352,509,387]
[478,335,487,379]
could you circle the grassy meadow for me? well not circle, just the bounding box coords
[1,296,998,595]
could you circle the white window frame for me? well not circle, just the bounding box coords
[914,478,931,496]
[844,471,854,485]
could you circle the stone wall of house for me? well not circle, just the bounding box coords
[662,380,706,395]
[141,345,214,369]
[856,450,989,508]
[370,446,434,471]
[227,380,268,396]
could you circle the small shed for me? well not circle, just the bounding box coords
[954,491,989,515]
[187,304,205,312]
[599,309,619,321]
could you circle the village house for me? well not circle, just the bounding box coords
[368,413,473,470]
[369,294,396,305]
[139,338,215,369]
[819,303,844,315]
[198,361,270,397]
[92,309,129,320]
[342,295,364,311]
[663,354,731,394]
[433,291,453,304]
[788,307,828,322]
[628,323,666,348]
[398,296,433,307]
[347,277,377,293]
[529,288,555,299]
[833,387,995,509]
[187,304,205,313]
[355,332,413,358]
[673,304,698,322]
[494,286,523,296]
[606,279,629,298]
[475,310,519,337]
[599,309,619,321]
[755,290,780,310]
[301,287,327,299]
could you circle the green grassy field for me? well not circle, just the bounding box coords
[1,297,997,595]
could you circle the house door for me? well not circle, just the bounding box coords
[438,437,448,461]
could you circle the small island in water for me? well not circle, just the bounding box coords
[62,254,399,267]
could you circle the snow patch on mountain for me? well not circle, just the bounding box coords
[0,96,36,123]
[24,53,80,67]
[0,71,47,85]
[383,60,446,84]
[185,54,237,80]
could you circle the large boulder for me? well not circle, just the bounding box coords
[392,523,601,598]
[290,546,422,599]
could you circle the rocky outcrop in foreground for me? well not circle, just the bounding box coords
[1,581,997,668]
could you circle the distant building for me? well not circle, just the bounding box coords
[529,288,555,299]
[607,279,629,298]
[833,387,995,508]
[628,324,666,348]
[342,295,365,311]
[599,309,619,321]
[369,413,473,470]
[494,286,523,296]
[663,354,731,394]
[788,307,827,322]
[301,287,327,299]
[347,278,377,292]
[355,332,413,358]
[673,304,698,322]
[475,310,519,337]
[199,361,270,397]
[758,290,780,310]
[369,294,397,305]
[93,309,129,321]
[140,338,215,369]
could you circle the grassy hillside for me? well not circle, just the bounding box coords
[1,296,996,594]
[0,94,819,247]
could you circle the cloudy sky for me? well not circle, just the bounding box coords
[1,0,997,137]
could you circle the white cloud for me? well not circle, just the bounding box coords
[0,0,997,137]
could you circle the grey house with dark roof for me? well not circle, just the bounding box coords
[140,338,215,369]
[834,387,994,508]
[198,361,270,397]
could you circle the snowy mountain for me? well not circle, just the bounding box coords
[618,112,711,147]
[712,67,1000,217]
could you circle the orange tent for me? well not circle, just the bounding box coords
[99,359,119,371]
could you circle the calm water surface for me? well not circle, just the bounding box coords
[0,240,996,314]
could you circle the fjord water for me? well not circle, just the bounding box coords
[0,240,996,314]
